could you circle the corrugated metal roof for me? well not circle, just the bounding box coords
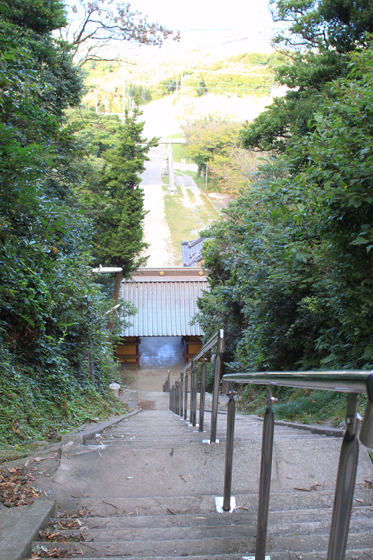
[120,277,209,336]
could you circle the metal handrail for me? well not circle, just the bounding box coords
[223,369,373,394]
[180,331,220,375]
[167,329,225,442]
[221,369,373,560]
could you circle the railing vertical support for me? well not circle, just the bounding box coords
[191,361,197,426]
[199,358,207,432]
[210,329,225,443]
[176,381,180,415]
[255,386,275,560]
[184,373,188,420]
[190,362,194,424]
[327,393,360,560]
[180,373,184,418]
[178,380,181,415]
[223,388,235,511]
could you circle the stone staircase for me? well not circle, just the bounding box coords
[32,392,373,559]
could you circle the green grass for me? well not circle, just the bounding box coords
[164,189,219,263]
[184,170,221,193]
[167,134,188,163]
[187,189,196,202]
[237,385,368,427]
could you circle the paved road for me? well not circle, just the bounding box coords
[140,147,178,267]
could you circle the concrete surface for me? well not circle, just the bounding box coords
[140,146,177,267]
[22,388,373,559]
[0,499,55,560]
[36,398,372,503]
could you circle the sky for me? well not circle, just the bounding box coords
[131,0,276,36]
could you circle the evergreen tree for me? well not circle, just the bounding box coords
[91,103,158,303]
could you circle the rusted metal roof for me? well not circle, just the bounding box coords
[120,268,209,337]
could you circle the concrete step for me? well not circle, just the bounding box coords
[31,530,373,557]
[30,554,373,560]
[32,535,253,557]
[57,489,371,517]
[33,530,373,557]
[52,516,373,544]
[49,505,373,531]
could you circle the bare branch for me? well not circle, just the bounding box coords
[63,0,179,65]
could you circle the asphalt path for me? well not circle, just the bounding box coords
[140,146,178,267]
[140,96,184,267]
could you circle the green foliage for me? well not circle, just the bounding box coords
[242,0,373,153]
[0,0,136,446]
[195,46,373,374]
[183,120,260,194]
[75,104,158,276]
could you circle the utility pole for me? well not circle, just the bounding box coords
[205,162,208,191]
[180,70,183,117]
[95,89,98,114]
[122,68,126,116]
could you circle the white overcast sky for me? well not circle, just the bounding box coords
[131,0,275,34]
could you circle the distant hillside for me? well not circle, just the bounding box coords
[80,45,286,116]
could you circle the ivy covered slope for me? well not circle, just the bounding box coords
[194,2,373,423]
[0,0,141,449]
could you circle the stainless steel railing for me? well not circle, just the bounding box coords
[167,330,225,443]
[222,369,373,560]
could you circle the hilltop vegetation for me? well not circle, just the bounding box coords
[193,1,373,422]
[80,51,285,112]
[0,0,159,449]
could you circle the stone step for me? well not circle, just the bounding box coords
[53,516,372,543]
[57,489,371,517]
[30,553,373,560]
[31,530,373,557]
[49,505,372,531]
[32,535,253,557]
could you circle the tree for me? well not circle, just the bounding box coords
[183,119,259,193]
[0,0,133,444]
[241,0,373,154]
[61,0,180,65]
[196,45,373,372]
[78,103,158,305]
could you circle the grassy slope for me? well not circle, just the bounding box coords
[237,385,368,427]
[80,51,285,112]
[164,188,219,263]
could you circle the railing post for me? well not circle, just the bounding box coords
[177,380,180,415]
[199,358,207,432]
[223,387,235,511]
[210,329,225,443]
[327,393,360,560]
[184,373,188,420]
[189,362,194,424]
[175,381,178,415]
[180,372,184,418]
[255,386,275,560]
[191,361,197,426]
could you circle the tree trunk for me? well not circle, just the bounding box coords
[109,266,123,331]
